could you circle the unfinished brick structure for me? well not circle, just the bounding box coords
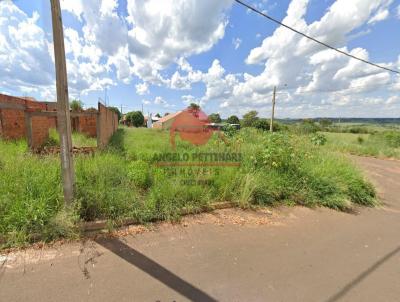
[0,93,118,150]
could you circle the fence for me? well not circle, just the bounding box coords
[0,93,118,150]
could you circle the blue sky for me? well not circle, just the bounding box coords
[1,0,400,118]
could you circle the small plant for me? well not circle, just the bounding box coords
[357,136,364,144]
[311,133,327,146]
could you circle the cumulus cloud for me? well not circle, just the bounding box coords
[0,2,55,99]
[2,0,233,99]
[125,0,232,82]
[210,0,398,115]
[136,82,149,95]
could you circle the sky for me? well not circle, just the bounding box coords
[0,0,400,118]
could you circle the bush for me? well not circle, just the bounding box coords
[383,131,400,148]
[294,120,320,134]
[254,118,270,131]
[311,133,327,146]
[348,127,370,134]
[222,124,238,137]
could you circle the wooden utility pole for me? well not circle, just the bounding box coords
[270,86,276,132]
[50,0,75,205]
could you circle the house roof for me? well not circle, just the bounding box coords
[155,111,183,124]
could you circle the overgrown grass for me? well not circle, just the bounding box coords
[47,128,97,148]
[0,127,377,248]
[322,131,400,159]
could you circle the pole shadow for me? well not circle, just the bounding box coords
[96,237,218,302]
[325,245,400,302]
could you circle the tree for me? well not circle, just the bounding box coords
[70,99,83,111]
[155,113,161,118]
[227,115,240,125]
[108,106,122,121]
[208,113,222,123]
[254,118,269,131]
[126,111,144,127]
[188,103,200,111]
[298,119,320,134]
[242,110,259,127]
[164,112,170,117]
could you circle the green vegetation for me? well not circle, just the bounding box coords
[0,127,376,249]
[208,113,222,123]
[125,111,144,127]
[46,128,97,148]
[321,131,400,159]
[242,110,259,127]
[108,106,122,121]
[226,115,240,125]
[70,99,84,111]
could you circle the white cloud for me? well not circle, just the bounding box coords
[387,95,399,105]
[0,2,55,99]
[136,82,149,95]
[397,4,400,19]
[60,0,83,20]
[232,37,242,50]
[368,8,389,24]
[153,96,174,108]
[213,0,398,115]
[125,0,232,82]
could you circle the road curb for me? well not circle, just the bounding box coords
[81,201,236,232]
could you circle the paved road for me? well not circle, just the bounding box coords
[1,156,399,301]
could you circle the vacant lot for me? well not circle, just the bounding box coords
[321,129,400,159]
[0,127,376,248]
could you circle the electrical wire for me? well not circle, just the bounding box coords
[234,0,400,75]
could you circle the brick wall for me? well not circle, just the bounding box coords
[78,114,97,137]
[97,103,118,148]
[0,94,118,150]
[31,116,51,148]
[0,94,47,140]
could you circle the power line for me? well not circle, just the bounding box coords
[234,0,400,75]
[279,81,399,95]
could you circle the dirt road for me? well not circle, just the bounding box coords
[1,156,399,301]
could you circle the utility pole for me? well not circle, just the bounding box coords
[270,86,276,132]
[50,0,74,205]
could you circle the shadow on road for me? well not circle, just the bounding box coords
[325,245,400,302]
[96,237,217,302]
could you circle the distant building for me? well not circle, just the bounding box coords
[144,114,160,128]
[152,111,183,129]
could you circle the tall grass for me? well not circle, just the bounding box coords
[322,131,400,159]
[0,127,377,248]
